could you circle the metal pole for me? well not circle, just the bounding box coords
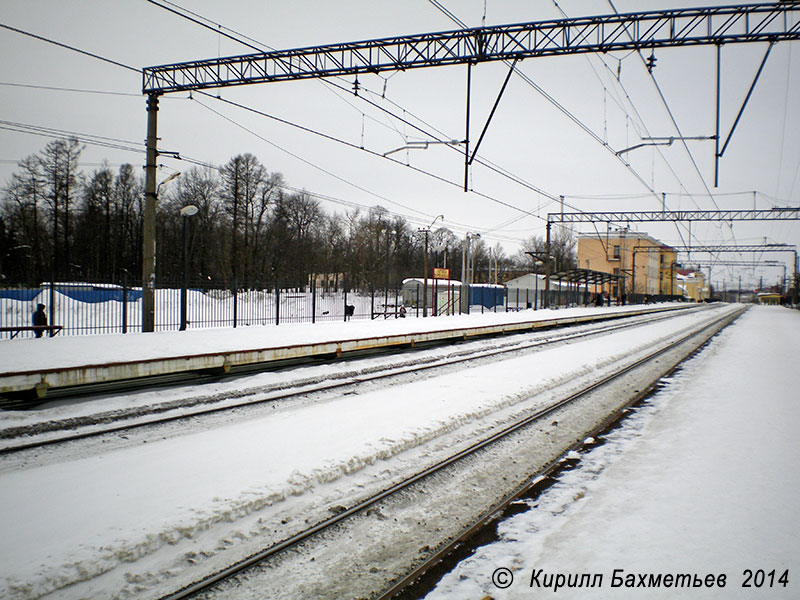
[464,62,472,192]
[423,230,429,317]
[122,270,128,334]
[275,282,280,325]
[385,230,391,316]
[142,93,159,332]
[180,215,188,330]
[714,44,721,187]
[232,278,238,328]
[49,274,55,336]
[544,221,551,308]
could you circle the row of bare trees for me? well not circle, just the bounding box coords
[1,138,577,289]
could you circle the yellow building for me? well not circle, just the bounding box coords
[577,231,677,298]
[658,247,679,295]
[756,292,781,305]
[676,269,710,302]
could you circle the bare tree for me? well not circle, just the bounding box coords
[40,138,84,277]
[516,227,576,274]
[221,154,266,283]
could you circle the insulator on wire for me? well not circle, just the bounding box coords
[646,51,658,73]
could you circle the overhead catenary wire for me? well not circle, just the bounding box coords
[0,22,140,74]
[426,0,661,200]
[0,8,524,243]
[158,0,562,210]
[174,152,524,243]
[0,120,145,154]
[155,0,605,222]
[0,10,525,244]
[605,0,740,271]
[0,81,145,97]
[193,92,543,235]
[146,0,564,237]
[550,0,711,262]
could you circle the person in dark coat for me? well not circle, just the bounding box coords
[32,303,47,338]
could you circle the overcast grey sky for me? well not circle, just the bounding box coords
[1,0,798,289]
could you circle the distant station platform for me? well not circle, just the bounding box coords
[0,303,698,399]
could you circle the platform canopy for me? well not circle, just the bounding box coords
[550,268,624,286]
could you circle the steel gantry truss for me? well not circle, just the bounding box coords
[543,209,800,306]
[138,3,800,331]
[143,3,799,93]
[642,243,797,254]
[548,208,800,224]
[629,243,798,300]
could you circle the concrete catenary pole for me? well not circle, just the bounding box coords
[142,94,159,333]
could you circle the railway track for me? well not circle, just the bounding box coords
[153,304,746,600]
[0,304,699,405]
[0,304,710,455]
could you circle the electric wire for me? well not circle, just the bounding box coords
[172,152,523,243]
[606,0,740,272]
[146,0,561,235]
[0,22,140,74]
[172,99,523,243]
[0,18,470,236]
[145,0,408,141]
[144,0,262,53]
[150,0,637,249]
[551,0,709,261]
[191,96,430,218]
[0,81,143,97]
[426,0,660,200]
[161,0,562,210]
[193,93,543,234]
[0,120,145,154]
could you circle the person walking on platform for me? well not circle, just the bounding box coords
[32,303,47,338]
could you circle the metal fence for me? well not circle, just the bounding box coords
[1,278,628,340]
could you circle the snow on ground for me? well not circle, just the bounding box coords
[425,305,800,600]
[0,303,730,600]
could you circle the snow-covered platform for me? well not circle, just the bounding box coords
[0,303,697,398]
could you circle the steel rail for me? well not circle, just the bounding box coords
[0,304,695,399]
[157,304,745,600]
[0,304,706,454]
[377,305,748,600]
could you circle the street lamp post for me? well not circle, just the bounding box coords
[180,204,198,331]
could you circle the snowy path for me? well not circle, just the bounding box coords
[426,305,800,600]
